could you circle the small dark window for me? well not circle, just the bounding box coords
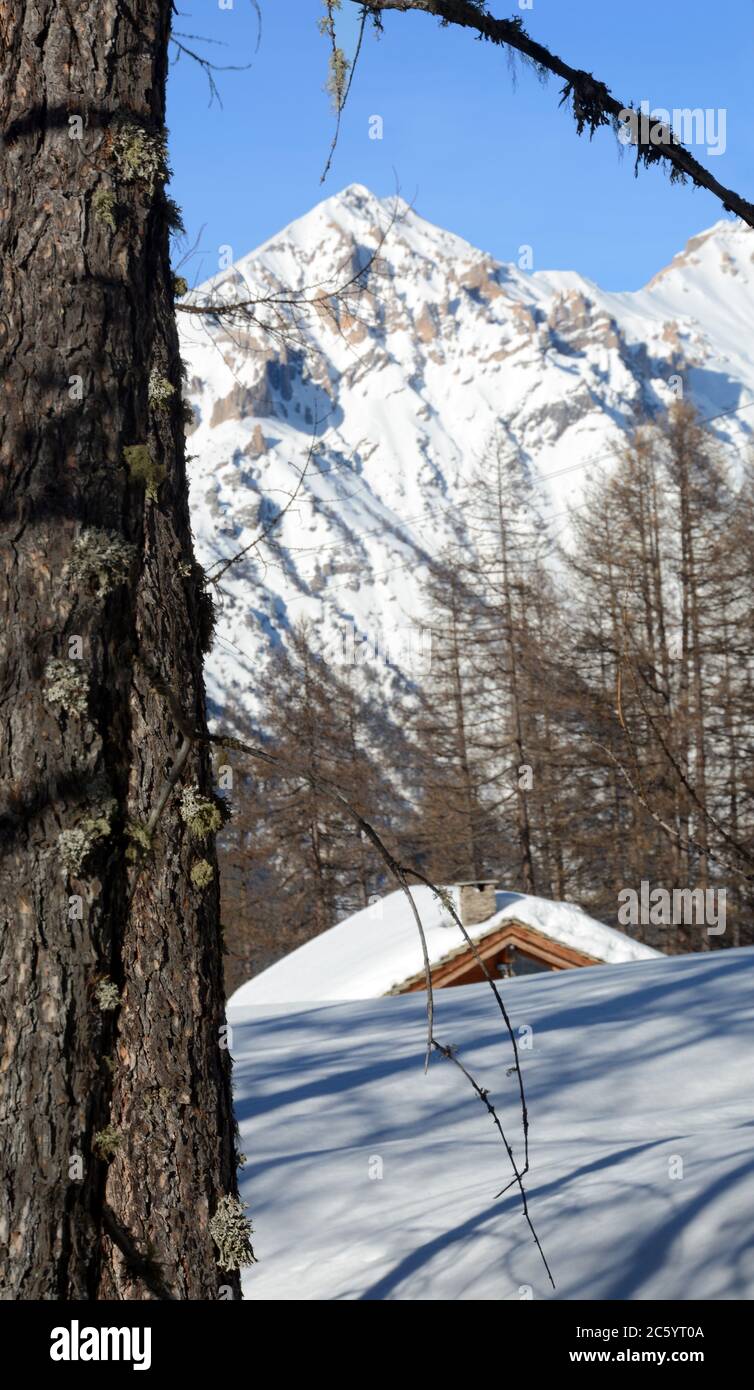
[497,947,550,978]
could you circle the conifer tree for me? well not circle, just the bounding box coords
[406,553,495,881]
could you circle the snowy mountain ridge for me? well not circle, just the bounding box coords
[179,186,754,714]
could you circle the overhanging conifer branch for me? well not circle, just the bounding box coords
[352,0,754,228]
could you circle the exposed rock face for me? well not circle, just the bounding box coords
[244,424,267,458]
[179,186,754,717]
[210,383,262,429]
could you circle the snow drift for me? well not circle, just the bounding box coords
[230,948,754,1300]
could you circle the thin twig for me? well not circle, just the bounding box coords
[206,417,322,585]
[320,6,369,183]
[619,629,754,870]
[432,1039,554,1288]
[407,872,531,1166]
[592,737,754,885]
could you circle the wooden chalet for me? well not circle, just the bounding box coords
[389,878,605,993]
[393,916,603,992]
[228,879,661,1011]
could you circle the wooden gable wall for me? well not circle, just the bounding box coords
[394,919,602,993]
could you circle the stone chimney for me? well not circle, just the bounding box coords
[456,880,498,929]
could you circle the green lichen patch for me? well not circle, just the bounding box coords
[142,1085,170,1120]
[148,369,175,411]
[124,443,166,502]
[44,658,89,716]
[326,46,350,111]
[112,122,170,194]
[68,528,136,598]
[92,1125,122,1162]
[59,802,115,878]
[319,2,351,111]
[209,1195,256,1271]
[94,977,121,1012]
[59,828,93,877]
[179,786,224,841]
[190,858,214,890]
[126,820,152,850]
[92,188,117,232]
[125,819,153,862]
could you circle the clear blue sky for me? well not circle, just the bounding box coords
[167,0,754,290]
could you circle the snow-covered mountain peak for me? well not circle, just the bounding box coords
[644,217,753,290]
[179,190,754,717]
[219,182,520,309]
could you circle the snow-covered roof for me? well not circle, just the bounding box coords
[227,888,661,1008]
[230,947,754,1300]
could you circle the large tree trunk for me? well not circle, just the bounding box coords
[0,2,242,1298]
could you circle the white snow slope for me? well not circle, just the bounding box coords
[231,948,754,1300]
[180,187,754,713]
[228,888,660,1007]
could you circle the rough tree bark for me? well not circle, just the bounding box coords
[0,2,242,1298]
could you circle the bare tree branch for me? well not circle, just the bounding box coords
[206,417,323,586]
[619,626,754,873]
[320,3,370,183]
[169,0,261,106]
[592,735,754,886]
[432,1039,555,1288]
